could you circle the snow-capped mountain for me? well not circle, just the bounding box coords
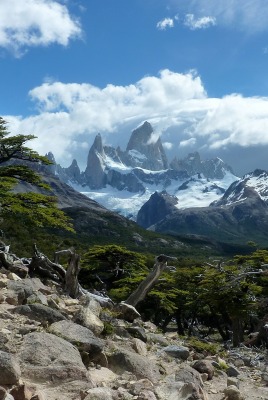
[139,169,268,246]
[50,121,238,220]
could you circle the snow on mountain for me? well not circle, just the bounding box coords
[213,169,268,207]
[53,121,239,220]
[76,167,238,220]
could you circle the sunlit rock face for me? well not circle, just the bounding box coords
[125,121,168,171]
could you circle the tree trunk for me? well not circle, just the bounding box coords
[232,316,244,347]
[125,254,177,307]
[54,249,82,298]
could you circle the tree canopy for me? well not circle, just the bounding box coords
[0,117,73,231]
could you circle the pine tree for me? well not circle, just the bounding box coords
[0,117,73,231]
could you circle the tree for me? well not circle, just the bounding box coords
[80,244,149,300]
[0,117,73,231]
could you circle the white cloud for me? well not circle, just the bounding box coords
[156,18,174,30]
[0,0,81,56]
[192,94,268,149]
[173,0,268,32]
[6,70,268,172]
[184,14,216,30]
[179,138,197,147]
[163,142,173,150]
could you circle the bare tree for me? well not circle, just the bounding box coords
[124,254,177,307]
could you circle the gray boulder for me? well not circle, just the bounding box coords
[48,320,104,355]
[108,348,160,383]
[19,332,89,383]
[74,306,104,336]
[192,359,215,380]
[163,345,190,360]
[13,303,67,324]
[0,351,21,385]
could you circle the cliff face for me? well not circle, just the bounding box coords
[125,121,168,170]
[84,133,107,189]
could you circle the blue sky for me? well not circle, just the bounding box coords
[2,0,268,175]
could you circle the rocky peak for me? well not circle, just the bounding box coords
[84,133,107,189]
[45,152,57,175]
[171,152,234,179]
[126,121,168,170]
[137,191,178,229]
[212,169,268,207]
[64,159,81,182]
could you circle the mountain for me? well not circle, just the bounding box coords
[42,121,268,246]
[51,121,237,220]
[140,170,268,246]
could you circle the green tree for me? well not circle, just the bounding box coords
[0,117,72,231]
[80,244,149,300]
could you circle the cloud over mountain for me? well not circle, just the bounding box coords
[5,69,268,174]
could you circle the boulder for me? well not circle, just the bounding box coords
[132,338,147,356]
[74,306,104,336]
[107,348,160,383]
[156,381,208,400]
[127,326,147,342]
[0,351,21,385]
[224,385,244,400]
[192,360,215,380]
[83,387,115,400]
[48,320,104,356]
[19,332,89,383]
[116,302,141,322]
[13,304,67,325]
[163,345,190,360]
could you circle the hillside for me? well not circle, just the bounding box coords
[0,247,268,399]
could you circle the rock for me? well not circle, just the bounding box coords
[227,377,240,388]
[147,333,169,347]
[13,304,67,325]
[19,332,89,383]
[163,345,190,360]
[0,351,21,385]
[226,365,240,377]
[10,383,37,400]
[74,306,104,336]
[7,272,22,281]
[48,320,104,356]
[174,365,208,399]
[130,378,154,395]
[156,381,208,400]
[26,292,48,306]
[0,386,6,400]
[132,338,147,356]
[116,302,141,322]
[192,360,215,380]
[108,348,160,383]
[127,326,147,342]
[137,390,157,400]
[224,385,244,400]
[7,278,51,304]
[83,387,115,400]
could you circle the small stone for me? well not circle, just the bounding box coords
[226,365,240,377]
[227,377,239,388]
[224,385,244,400]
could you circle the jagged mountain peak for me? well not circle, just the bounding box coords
[90,132,105,155]
[126,121,154,151]
[125,121,168,170]
[212,169,268,207]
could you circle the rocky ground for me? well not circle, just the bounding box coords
[0,269,268,400]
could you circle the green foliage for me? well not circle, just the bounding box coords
[0,117,73,232]
[80,244,149,299]
[186,337,220,355]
